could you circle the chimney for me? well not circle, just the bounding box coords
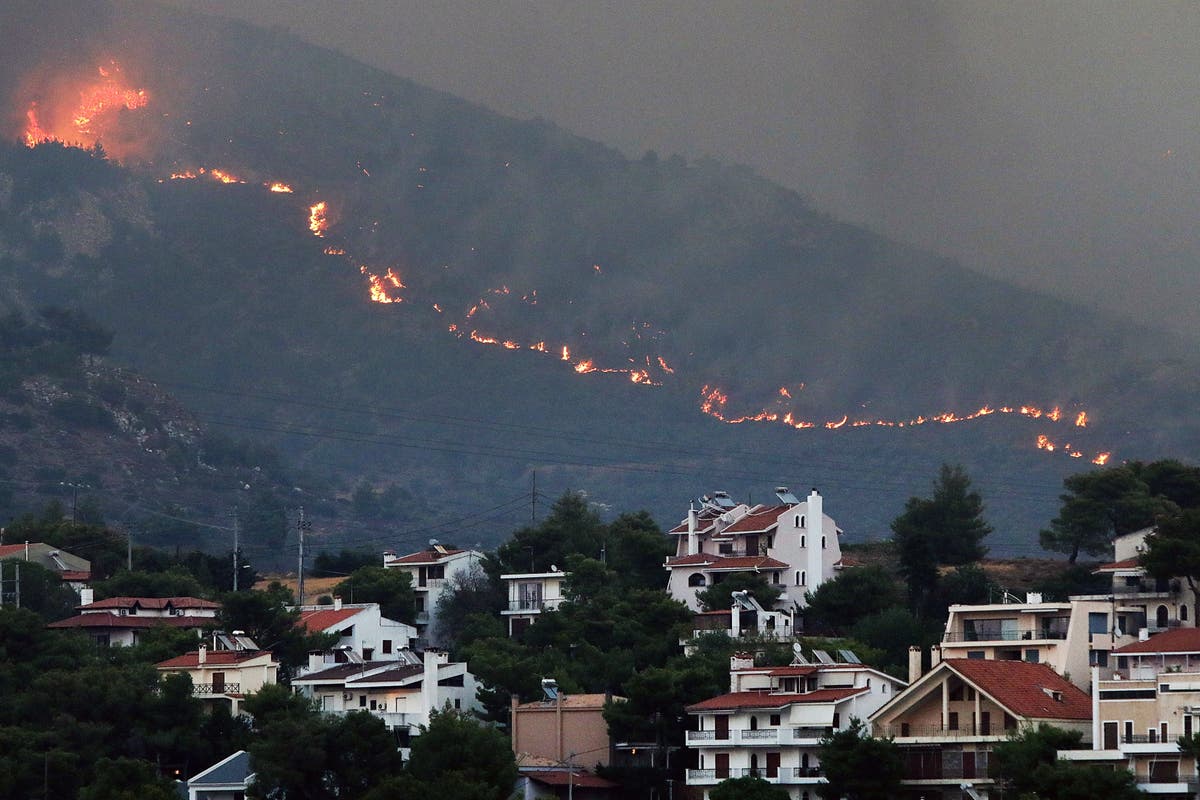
[382,550,395,566]
[930,644,942,669]
[729,652,754,691]
[731,595,743,638]
[333,596,343,611]
[79,587,94,606]
[806,489,823,591]
[687,505,698,556]
[308,651,324,672]
[908,646,923,683]
[198,645,207,666]
[422,649,448,721]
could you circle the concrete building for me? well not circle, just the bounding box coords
[1079,526,1196,637]
[684,651,905,800]
[1059,628,1200,797]
[870,658,1091,800]
[511,691,624,770]
[665,488,844,614]
[293,599,417,664]
[501,569,567,637]
[156,645,279,716]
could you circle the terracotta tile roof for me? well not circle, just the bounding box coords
[386,548,466,565]
[665,554,788,571]
[48,612,213,630]
[686,687,866,712]
[765,666,821,677]
[60,571,92,581]
[1093,557,1142,574]
[943,659,1091,720]
[526,770,618,789]
[834,555,863,568]
[0,544,30,557]
[296,607,361,633]
[515,693,624,710]
[668,509,723,534]
[156,650,273,669]
[82,596,220,611]
[1115,627,1200,655]
[723,505,789,534]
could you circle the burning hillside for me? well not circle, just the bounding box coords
[18,59,150,159]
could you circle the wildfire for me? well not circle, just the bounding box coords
[208,168,244,184]
[1075,411,1088,428]
[359,265,404,304]
[268,182,294,193]
[24,61,148,150]
[1093,452,1111,466]
[309,202,328,237]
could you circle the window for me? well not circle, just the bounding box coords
[688,573,707,587]
[1124,721,1133,743]
[772,572,780,584]
[370,699,377,710]
[948,712,959,730]
[821,536,826,549]
[1090,650,1109,667]
[382,640,392,654]
[800,535,806,548]
[967,650,985,659]
[1088,612,1108,636]
[749,716,758,730]
[363,648,374,660]
[1025,649,1040,663]
[360,695,367,707]
[1183,605,1190,622]
[454,698,461,709]
[900,723,910,736]
[795,571,802,586]
[770,714,781,726]
[800,571,806,586]
[1162,722,1169,742]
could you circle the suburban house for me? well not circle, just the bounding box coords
[685,592,795,654]
[1081,526,1195,634]
[382,545,484,640]
[293,599,418,665]
[684,650,905,800]
[511,688,626,770]
[515,756,620,800]
[156,645,279,716]
[47,594,219,646]
[0,542,91,594]
[1058,628,1200,796]
[869,658,1091,799]
[938,593,1127,689]
[183,750,254,800]
[291,648,481,749]
[501,568,568,637]
[665,488,844,614]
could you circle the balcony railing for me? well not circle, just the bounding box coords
[879,723,1009,739]
[507,599,547,612]
[740,729,778,741]
[194,683,240,696]
[689,626,795,641]
[790,767,824,779]
[790,726,834,741]
[942,630,1068,643]
[686,730,719,743]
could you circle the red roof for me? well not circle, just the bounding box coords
[60,571,91,581]
[0,544,29,557]
[83,596,219,611]
[665,554,788,571]
[526,770,618,789]
[296,607,361,633]
[1115,627,1200,655]
[48,612,212,630]
[1093,557,1142,574]
[387,548,465,565]
[834,556,863,568]
[686,687,866,712]
[723,506,789,534]
[668,509,723,535]
[943,659,1091,720]
[156,649,273,669]
[765,666,821,677]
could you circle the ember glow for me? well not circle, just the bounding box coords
[23,61,148,151]
[268,182,294,193]
[308,202,328,237]
[359,266,405,304]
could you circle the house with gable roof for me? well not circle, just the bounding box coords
[870,658,1091,799]
[293,598,417,665]
[382,545,483,640]
[183,750,254,800]
[0,542,91,594]
[665,488,844,614]
[47,594,218,646]
[684,650,905,800]
[156,645,279,716]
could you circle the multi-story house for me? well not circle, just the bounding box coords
[291,648,481,751]
[939,593,1128,690]
[684,651,905,800]
[382,545,484,640]
[501,568,568,637]
[293,599,417,665]
[869,658,1091,800]
[1059,628,1200,796]
[665,488,844,613]
[47,594,219,646]
[156,644,279,716]
[1082,526,1195,634]
[685,592,795,655]
[511,691,624,769]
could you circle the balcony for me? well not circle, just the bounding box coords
[942,629,1067,643]
[686,767,826,785]
[686,730,720,745]
[194,683,240,696]
[878,723,1010,740]
[739,729,779,743]
[790,726,834,742]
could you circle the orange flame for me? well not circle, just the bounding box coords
[1092,453,1111,466]
[1075,411,1088,428]
[309,202,328,237]
[268,182,294,193]
[24,61,148,150]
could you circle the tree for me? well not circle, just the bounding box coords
[495,492,605,573]
[434,560,505,650]
[402,709,517,800]
[332,565,416,624]
[1141,508,1200,622]
[990,723,1083,797]
[804,565,903,634]
[850,608,936,678]
[710,776,789,800]
[1040,464,1172,564]
[1,560,78,621]
[1017,761,1145,800]
[604,511,673,590]
[695,571,782,612]
[817,718,903,800]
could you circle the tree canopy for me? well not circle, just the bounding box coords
[817,718,904,800]
[332,565,416,624]
[711,776,790,800]
[1141,508,1200,621]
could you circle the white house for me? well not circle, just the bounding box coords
[184,750,254,800]
[291,648,481,751]
[665,488,844,613]
[501,569,568,636]
[293,599,417,665]
[685,650,905,800]
[383,545,484,640]
[156,645,279,716]
[47,595,218,646]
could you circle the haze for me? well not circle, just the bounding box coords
[167,1,1199,339]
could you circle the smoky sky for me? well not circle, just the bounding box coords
[162,0,1199,339]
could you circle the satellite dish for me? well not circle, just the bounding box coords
[429,538,439,547]
[550,564,558,572]
[792,642,803,654]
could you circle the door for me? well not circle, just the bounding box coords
[715,754,729,779]
[1103,721,1119,749]
[715,715,729,740]
[962,751,976,779]
[979,712,991,735]
[211,672,225,693]
[745,535,760,556]
[766,752,780,779]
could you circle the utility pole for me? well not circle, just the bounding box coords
[297,507,310,607]
[531,471,537,524]
[127,529,132,572]
[13,562,19,609]
[232,507,241,592]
